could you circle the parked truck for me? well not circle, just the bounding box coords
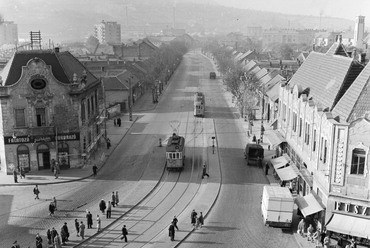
[261,185,294,228]
[244,143,264,166]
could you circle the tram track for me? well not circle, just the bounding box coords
[77,111,207,247]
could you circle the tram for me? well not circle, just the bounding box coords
[194,92,205,117]
[166,133,185,170]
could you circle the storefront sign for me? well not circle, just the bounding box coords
[4,132,80,145]
[334,201,369,216]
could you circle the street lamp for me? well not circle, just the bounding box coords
[212,136,215,154]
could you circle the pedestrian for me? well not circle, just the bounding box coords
[106,201,112,218]
[117,117,121,127]
[60,227,67,245]
[20,166,26,179]
[47,229,52,245]
[96,215,101,232]
[198,212,204,228]
[106,138,111,149]
[54,163,58,179]
[350,238,357,248]
[114,118,117,126]
[51,159,56,173]
[13,169,18,183]
[264,162,269,175]
[252,134,257,143]
[312,228,321,246]
[49,202,55,216]
[36,233,43,248]
[191,209,197,227]
[321,228,327,246]
[33,185,40,200]
[92,165,97,177]
[79,221,85,240]
[75,219,80,237]
[201,164,209,179]
[53,197,57,210]
[99,199,106,213]
[115,191,119,206]
[307,224,314,241]
[297,219,305,236]
[336,236,343,248]
[168,222,175,241]
[323,236,331,248]
[62,222,69,241]
[111,192,116,207]
[172,216,179,230]
[11,240,20,248]
[54,234,62,248]
[121,224,128,242]
[86,210,93,229]
[51,227,58,244]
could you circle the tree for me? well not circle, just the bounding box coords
[85,35,99,54]
[280,44,294,60]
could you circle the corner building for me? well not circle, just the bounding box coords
[0,49,104,174]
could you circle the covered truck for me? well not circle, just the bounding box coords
[261,185,294,228]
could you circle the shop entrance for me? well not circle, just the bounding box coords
[37,144,50,169]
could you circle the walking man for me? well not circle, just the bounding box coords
[106,201,112,218]
[115,191,119,206]
[49,202,55,216]
[121,224,128,242]
[92,165,97,177]
[96,215,101,232]
[111,192,116,207]
[33,185,40,200]
[35,233,43,248]
[99,199,106,213]
[168,222,175,241]
[198,212,204,228]
[79,221,85,240]
[172,216,179,230]
[75,219,80,237]
[62,222,69,241]
[53,196,57,210]
[202,164,209,179]
[86,210,93,229]
[106,138,111,149]
[13,169,18,183]
[191,209,197,227]
[117,117,121,127]
[265,162,269,175]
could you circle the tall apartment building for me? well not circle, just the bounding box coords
[94,20,121,45]
[0,19,18,46]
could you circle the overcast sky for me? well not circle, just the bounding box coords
[215,0,370,24]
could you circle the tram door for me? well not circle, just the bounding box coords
[37,144,51,169]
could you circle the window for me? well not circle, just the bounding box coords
[81,100,86,122]
[292,112,297,132]
[95,90,98,113]
[307,124,310,145]
[299,118,303,137]
[351,148,366,175]
[313,129,317,151]
[15,109,26,127]
[91,96,95,114]
[87,98,91,117]
[320,137,323,160]
[35,108,46,126]
[323,140,327,163]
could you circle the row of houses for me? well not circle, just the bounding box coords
[228,37,370,245]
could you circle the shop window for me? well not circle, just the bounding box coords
[36,108,46,126]
[17,145,30,171]
[350,148,366,175]
[15,109,26,127]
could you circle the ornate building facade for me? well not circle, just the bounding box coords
[0,48,105,174]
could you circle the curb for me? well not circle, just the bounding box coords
[0,117,137,187]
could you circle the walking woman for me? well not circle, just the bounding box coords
[75,219,80,237]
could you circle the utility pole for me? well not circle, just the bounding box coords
[128,76,133,121]
[101,77,107,137]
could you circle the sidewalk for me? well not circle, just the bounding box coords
[0,87,162,187]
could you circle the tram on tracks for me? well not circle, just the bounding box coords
[166,133,185,170]
[194,92,205,117]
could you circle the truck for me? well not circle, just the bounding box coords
[261,185,294,228]
[244,143,264,166]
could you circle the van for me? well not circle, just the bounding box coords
[244,143,264,166]
[261,185,294,228]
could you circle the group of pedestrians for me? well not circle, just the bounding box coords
[12,166,26,183]
[113,117,122,127]
[51,159,60,179]
[191,209,204,229]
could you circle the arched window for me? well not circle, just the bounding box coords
[351,148,366,175]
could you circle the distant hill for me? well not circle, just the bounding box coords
[1,0,354,42]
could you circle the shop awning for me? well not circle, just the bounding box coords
[326,214,370,239]
[263,130,286,149]
[271,154,291,170]
[275,163,300,181]
[295,193,324,217]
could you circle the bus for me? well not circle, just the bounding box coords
[244,143,264,166]
[194,92,205,117]
[166,133,185,170]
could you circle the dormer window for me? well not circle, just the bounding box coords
[351,148,366,175]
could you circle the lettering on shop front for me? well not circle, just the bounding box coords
[335,201,369,216]
[4,132,80,145]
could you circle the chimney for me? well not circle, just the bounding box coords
[312,43,315,51]
[339,35,342,44]
[54,47,60,53]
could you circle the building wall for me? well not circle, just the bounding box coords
[105,90,129,111]
[94,21,121,45]
[0,21,18,46]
